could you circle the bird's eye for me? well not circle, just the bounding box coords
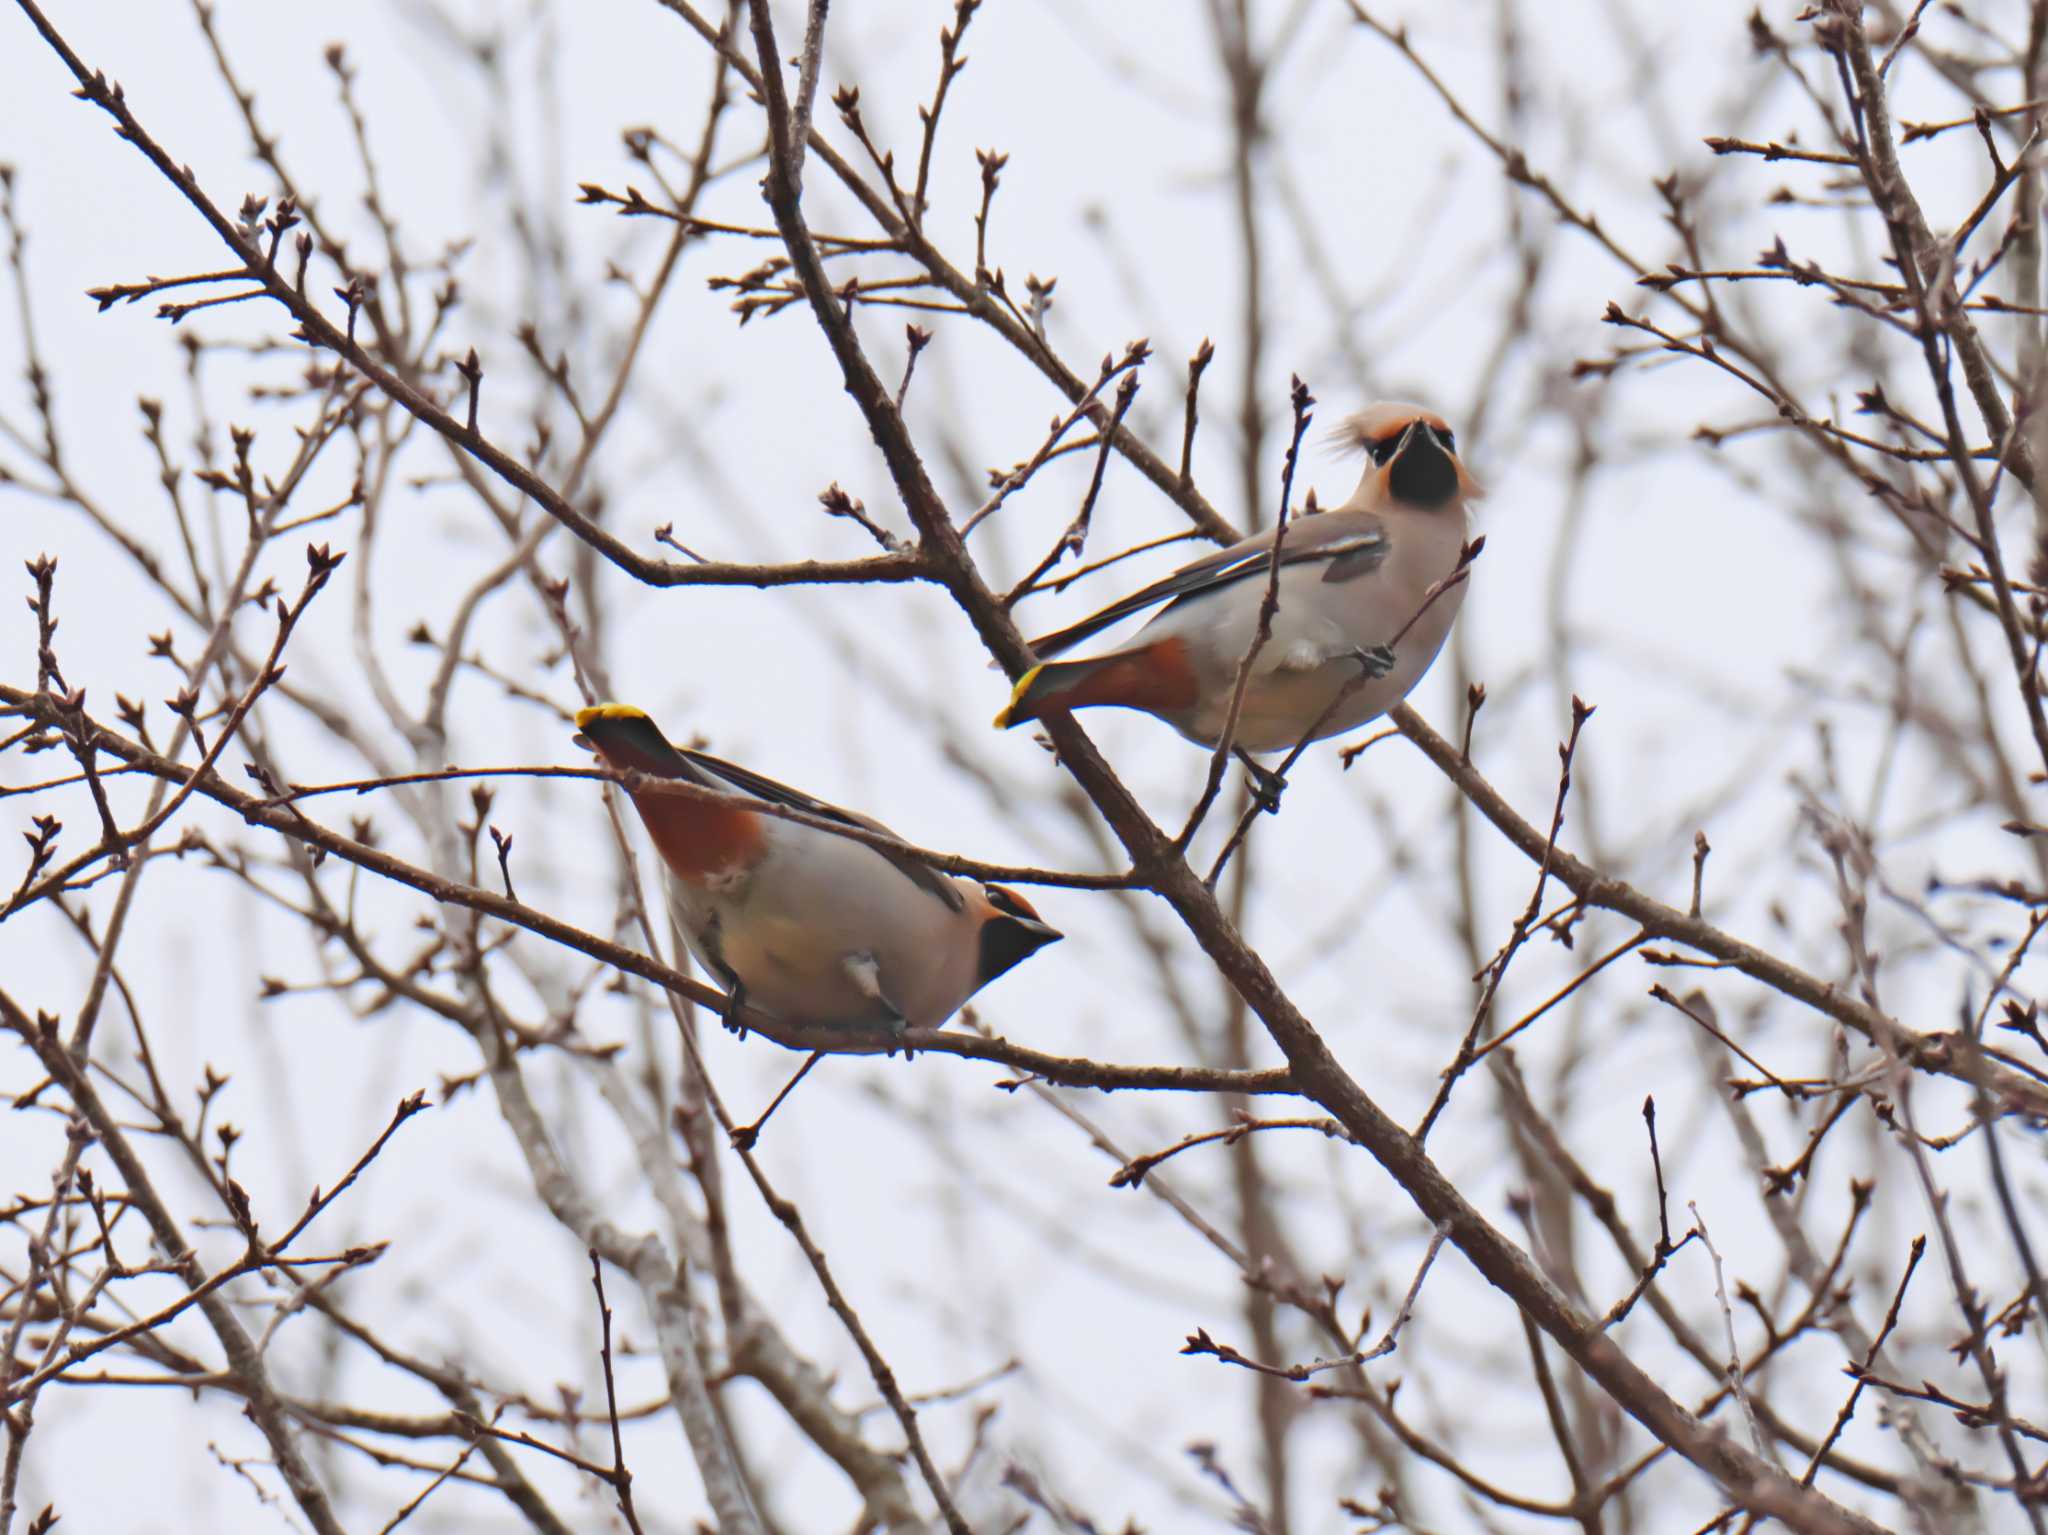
[1437,427,1456,451]
[1368,437,1401,466]
[984,883,1041,921]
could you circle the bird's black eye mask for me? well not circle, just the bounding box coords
[983,883,1039,921]
[1368,423,1455,466]
[977,885,1062,983]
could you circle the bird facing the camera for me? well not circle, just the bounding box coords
[577,704,1061,1037]
[995,402,1480,756]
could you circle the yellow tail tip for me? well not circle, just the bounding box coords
[993,665,1043,730]
[575,702,650,730]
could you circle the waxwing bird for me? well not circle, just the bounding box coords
[995,402,1480,786]
[576,704,1061,1038]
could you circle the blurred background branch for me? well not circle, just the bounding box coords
[7,1,2048,1531]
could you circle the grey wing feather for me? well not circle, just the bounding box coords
[678,747,965,912]
[1029,518,1391,657]
[1024,542,1266,657]
[1318,536,1392,583]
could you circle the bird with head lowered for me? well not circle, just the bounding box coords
[577,704,1061,1040]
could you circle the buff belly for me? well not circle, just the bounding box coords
[665,830,973,1030]
[1165,586,1464,753]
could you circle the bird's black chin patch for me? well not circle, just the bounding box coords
[1390,433,1459,508]
[978,915,1062,985]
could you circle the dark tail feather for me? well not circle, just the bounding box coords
[574,704,716,785]
[1025,609,1124,660]
[992,658,1101,729]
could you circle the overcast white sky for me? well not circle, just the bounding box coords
[4,1,2045,1531]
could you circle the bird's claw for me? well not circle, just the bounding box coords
[1243,761,1288,816]
[720,982,750,1039]
[881,1010,914,1060]
[1355,643,1397,680]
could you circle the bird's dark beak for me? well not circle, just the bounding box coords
[978,913,1063,985]
[1388,422,1459,508]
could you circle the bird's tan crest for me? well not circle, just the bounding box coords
[1326,401,1451,457]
